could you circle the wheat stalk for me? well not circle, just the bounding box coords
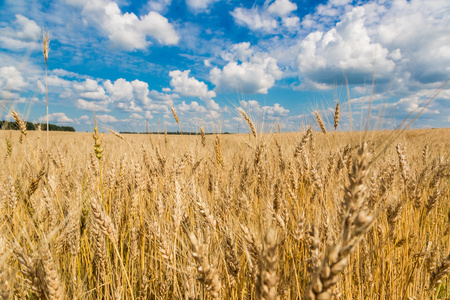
[42,29,50,154]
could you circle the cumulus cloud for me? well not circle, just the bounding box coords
[145,111,154,119]
[210,42,282,94]
[231,0,299,33]
[76,99,110,112]
[177,100,207,113]
[0,15,41,50]
[169,70,215,99]
[132,80,153,106]
[297,6,395,87]
[116,101,142,112]
[149,90,177,104]
[97,114,119,123]
[267,0,297,17]
[169,70,219,110]
[370,0,450,85]
[366,92,446,129]
[77,115,91,125]
[104,78,134,102]
[130,113,143,119]
[38,112,74,123]
[0,66,28,91]
[74,78,107,100]
[293,0,450,95]
[46,74,177,114]
[103,78,155,112]
[239,100,289,117]
[66,0,179,51]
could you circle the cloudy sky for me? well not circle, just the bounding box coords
[0,0,449,133]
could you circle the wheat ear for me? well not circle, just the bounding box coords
[239,108,257,138]
[256,227,278,300]
[294,127,312,158]
[314,111,327,134]
[39,244,64,300]
[200,126,206,147]
[429,254,450,289]
[305,142,373,300]
[187,231,221,298]
[334,102,340,131]
[11,110,27,136]
[215,135,223,167]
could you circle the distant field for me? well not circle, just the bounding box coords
[1,127,449,299]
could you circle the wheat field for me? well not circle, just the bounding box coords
[1,122,450,299]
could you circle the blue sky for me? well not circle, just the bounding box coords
[0,0,449,133]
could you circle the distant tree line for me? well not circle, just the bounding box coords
[119,131,230,135]
[0,121,76,132]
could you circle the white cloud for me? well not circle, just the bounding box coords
[102,78,155,111]
[97,114,119,123]
[74,78,99,92]
[66,77,161,115]
[76,99,110,112]
[116,101,143,112]
[0,15,41,50]
[292,0,450,93]
[104,78,134,102]
[78,115,91,123]
[221,42,253,61]
[297,6,395,87]
[66,0,179,51]
[51,69,83,79]
[132,79,153,106]
[149,90,176,103]
[130,113,143,119]
[264,103,289,116]
[186,0,219,13]
[210,43,282,94]
[370,0,450,85]
[282,16,300,28]
[147,0,172,13]
[144,103,171,113]
[177,100,207,113]
[169,70,215,99]
[231,7,277,32]
[239,100,289,117]
[74,79,107,100]
[0,66,28,91]
[145,111,154,119]
[207,110,220,120]
[169,70,219,109]
[0,93,27,104]
[231,0,299,33]
[38,112,74,123]
[267,0,297,17]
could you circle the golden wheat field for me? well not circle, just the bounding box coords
[1,125,450,300]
